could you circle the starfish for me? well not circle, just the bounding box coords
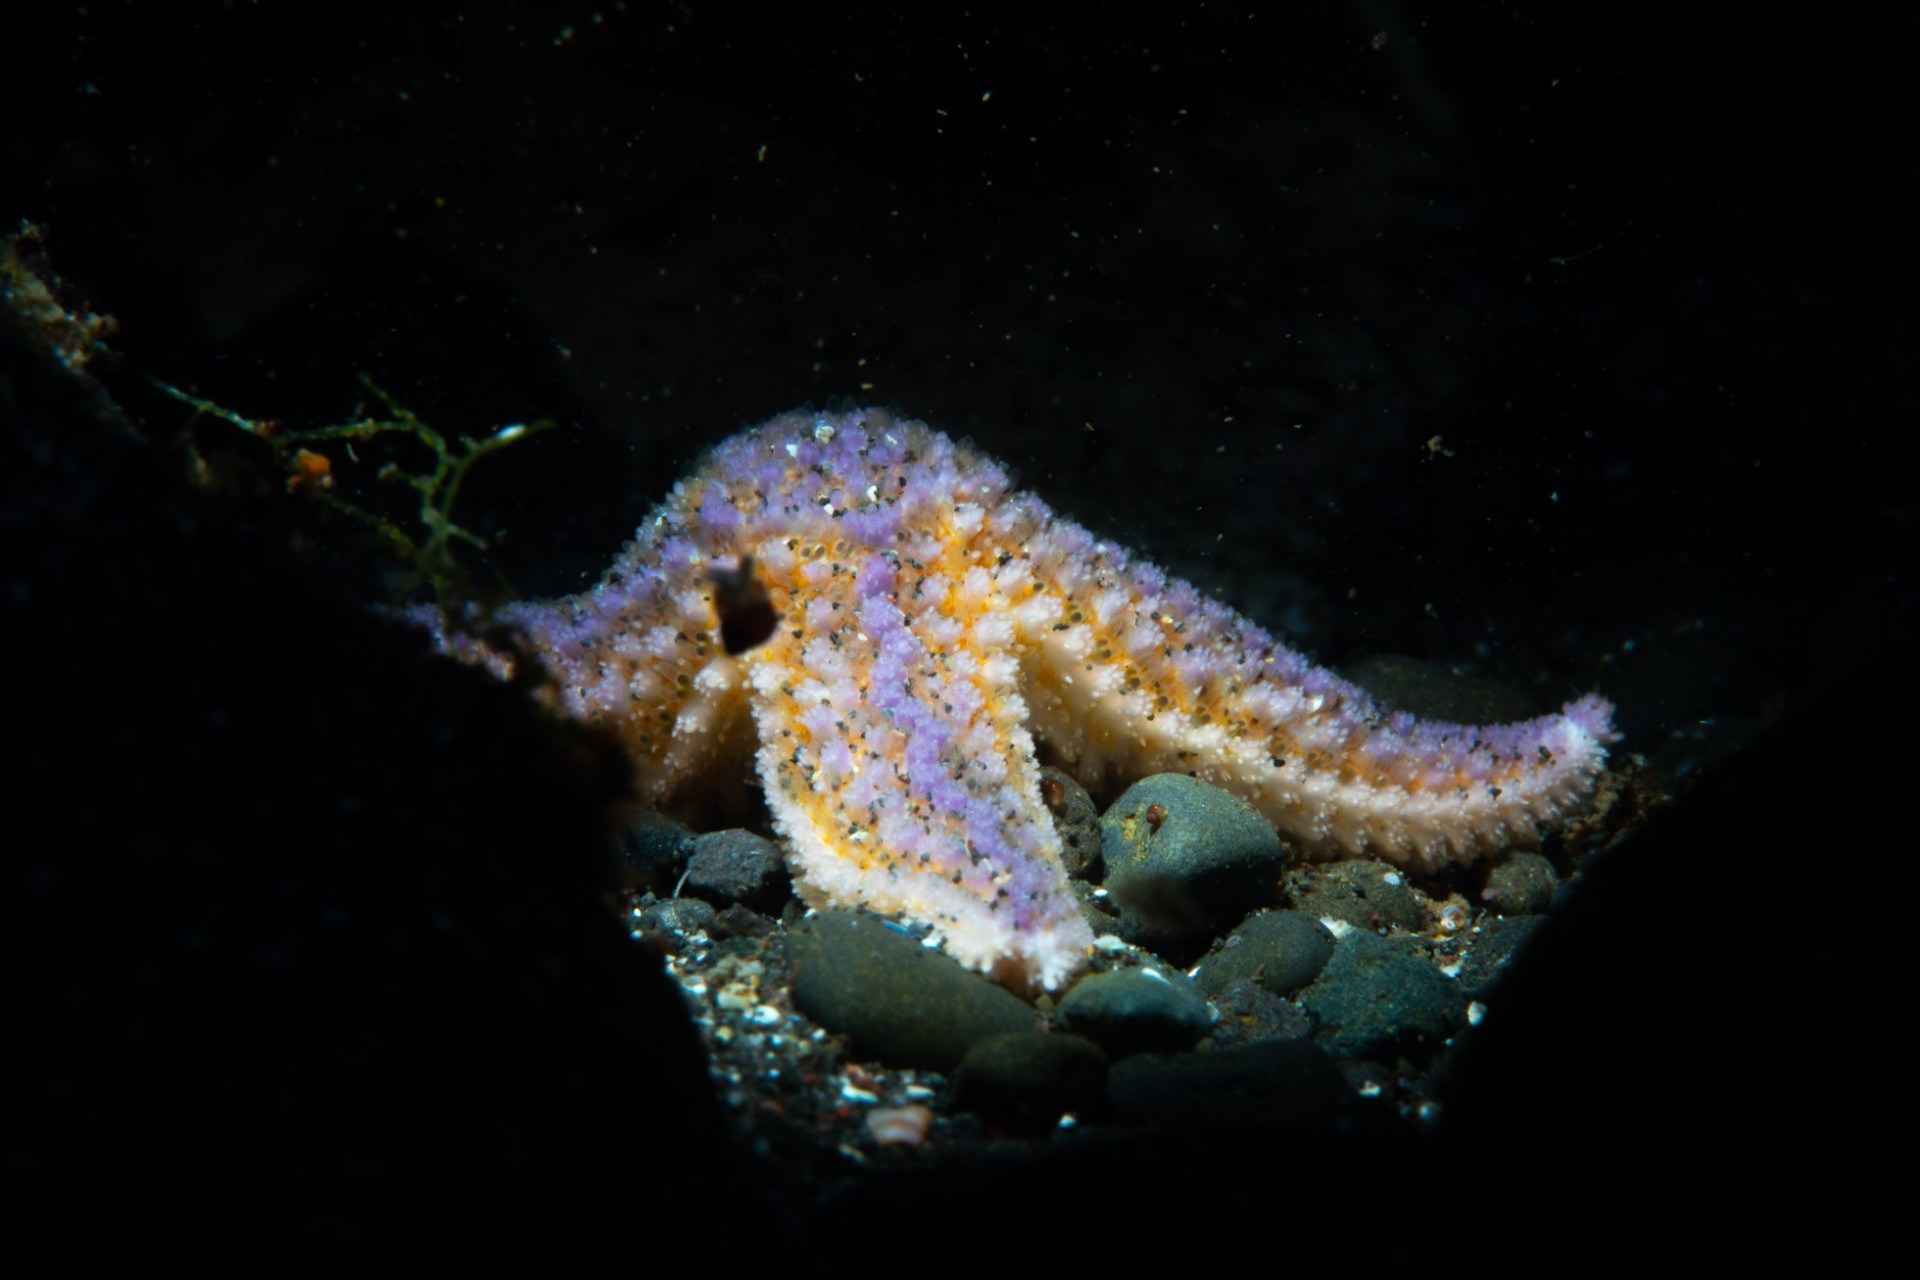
[412,408,1615,991]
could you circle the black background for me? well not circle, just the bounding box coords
[4,3,1913,1270]
[11,3,1910,693]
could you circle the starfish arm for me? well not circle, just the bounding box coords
[1138,679,1616,870]
[743,548,1092,992]
[1006,511,1616,869]
[408,562,755,804]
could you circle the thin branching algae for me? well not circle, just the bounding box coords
[156,376,551,606]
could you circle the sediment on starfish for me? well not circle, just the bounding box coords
[409,407,1616,991]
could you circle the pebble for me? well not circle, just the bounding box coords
[953,1031,1108,1132]
[1454,915,1546,999]
[712,902,778,940]
[682,828,790,911]
[1288,859,1429,933]
[636,895,720,942]
[1481,851,1559,915]
[1054,966,1212,1057]
[1039,766,1103,878]
[1202,978,1313,1049]
[786,911,1038,1070]
[1192,909,1336,997]
[1099,773,1284,954]
[865,1103,935,1147]
[1300,932,1467,1061]
[611,806,694,890]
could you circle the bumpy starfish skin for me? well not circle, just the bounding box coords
[414,408,1615,990]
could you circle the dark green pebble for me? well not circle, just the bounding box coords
[1289,860,1428,933]
[611,807,694,890]
[953,1031,1108,1132]
[636,896,718,940]
[1481,852,1558,915]
[1054,966,1212,1057]
[683,828,790,912]
[1455,915,1545,1000]
[1203,978,1313,1049]
[1193,909,1335,997]
[1300,932,1466,1061]
[712,902,777,940]
[1040,766,1104,879]
[1100,773,1284,953]
[786,911,1037,1070]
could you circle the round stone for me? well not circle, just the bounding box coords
[1054,966,1212,1057]
[1300,932,1466,1061]
[1193,909,1336,997]
[786,911,1037,1070]
[1099,774,1284,954]
[953,1031,1108,1132]
[1482,852,1559,915]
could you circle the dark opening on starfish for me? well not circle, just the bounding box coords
[708,555,780,655]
